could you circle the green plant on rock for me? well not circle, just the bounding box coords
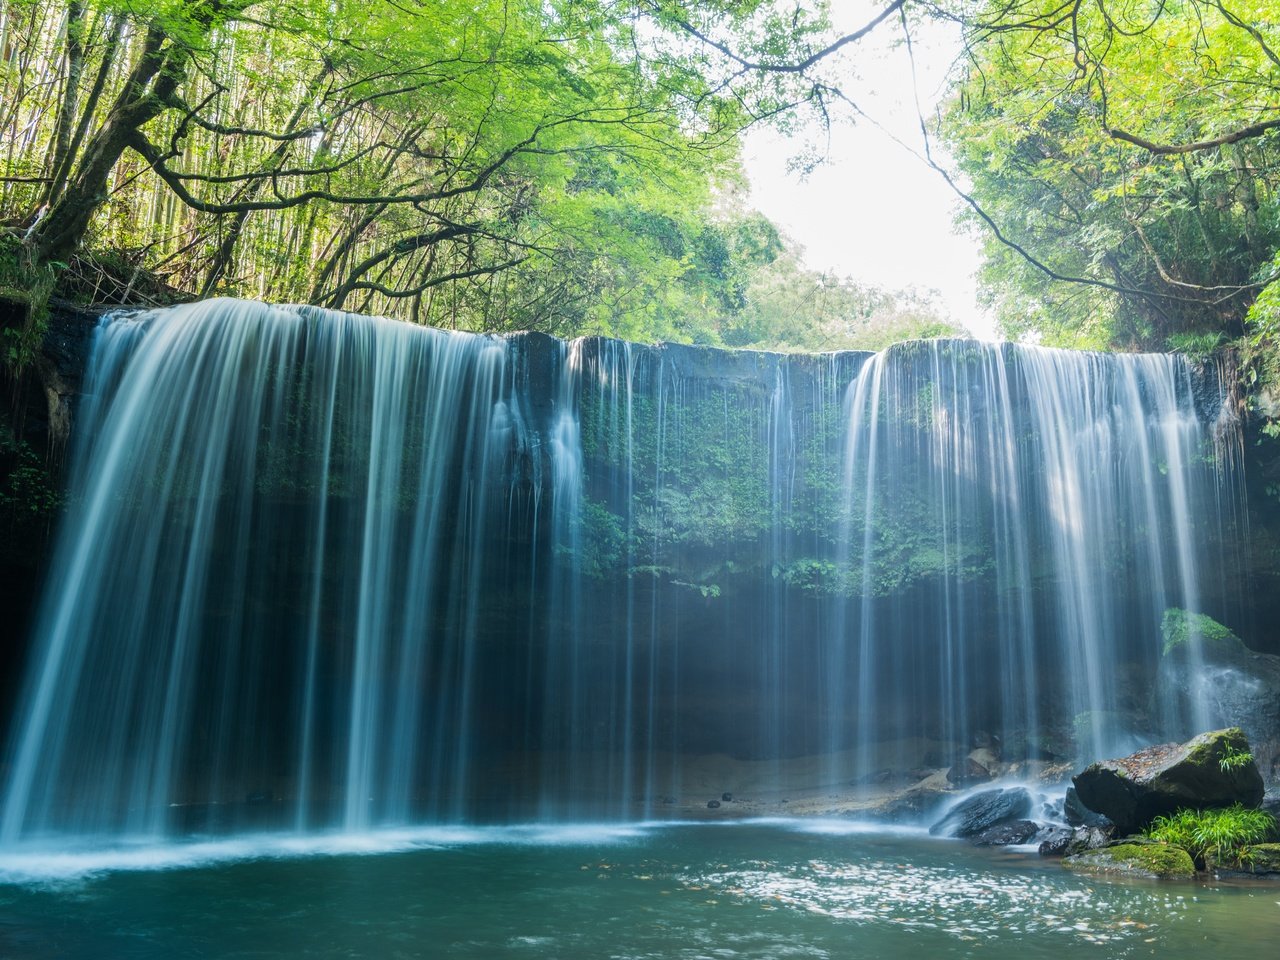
[1218,742,1254,774]
[1145,805,1277,868]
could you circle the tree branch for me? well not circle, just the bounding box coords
[341,258,527,300]
[657,0,908,74]
[1106,117,1280,155]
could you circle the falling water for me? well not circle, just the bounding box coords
[0,300,1240,843]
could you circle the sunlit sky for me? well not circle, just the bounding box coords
[739,9,999,340]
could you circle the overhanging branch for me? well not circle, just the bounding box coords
[655,0,907,75]
[1106,117,1280,155]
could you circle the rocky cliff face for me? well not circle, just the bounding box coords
[0,300,104,720]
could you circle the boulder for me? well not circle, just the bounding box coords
[971,819,1039,846]
[1063,841,1195,880]
[1158,611,1280,785]
[1238,843,1280,876]
[1063,823,1116,856]
[1072,728,1265,835]
[929,787,1032,838]
[946,756,992,787]
[1202,842,1280,877]
[1037,827,1073,856]
[1063,785,1110,827]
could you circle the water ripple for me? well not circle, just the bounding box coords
[683,855,1179,947]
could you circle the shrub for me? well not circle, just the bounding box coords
[1145,805,1277,867]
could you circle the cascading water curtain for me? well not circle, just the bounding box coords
[829,341,1238,784]
[0,300,1241,844]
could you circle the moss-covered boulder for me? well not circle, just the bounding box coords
[1241,843,1280,875]
[1203,844,1280,877]
[1072,728,1265,835]
[1157,611,1280,788]
[1160,608,1245,656]
[1063,841,1196,879]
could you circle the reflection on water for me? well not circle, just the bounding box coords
[695,858,1176,942]
[0,822,1276,959]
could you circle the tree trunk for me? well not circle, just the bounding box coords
[28,23,183,269]
[46,15,125,211]
[42,1,86,209]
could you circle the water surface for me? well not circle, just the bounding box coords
[2,821,1275,958]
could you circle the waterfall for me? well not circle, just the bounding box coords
[0,299,1240,842]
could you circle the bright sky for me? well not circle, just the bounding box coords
[741,9,999,340]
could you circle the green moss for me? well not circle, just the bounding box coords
[1064,842,1196,879]
[1160,608,1242,656]
[1181,728,1252,772]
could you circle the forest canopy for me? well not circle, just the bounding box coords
[0,0,958,355]
[1,0,1277,358]
[937,0,1280,352]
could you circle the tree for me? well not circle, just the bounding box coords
[3,0,967,359]
[0,0,753,350]
[623,1,1280,350]
[937,0,1280,348]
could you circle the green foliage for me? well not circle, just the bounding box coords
[716,241,964,351]
[1160,608,1240,656]
[571,340,1037,598]
[0,420,64,535]
[0,0,733,341]
[0,231,56,375]
[777,557,843,596]
[0,0,962,351]
[573,498,631,580]
[1166,331,1227,363]
[940,0,1280,349]
[1218,743,1254,774]
[1248,249,1280,341]
[1145,806,1277,867]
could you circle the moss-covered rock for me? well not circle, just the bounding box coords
[1063,841,1196,879]
[1160,608,1245,656]
[1157,611,1280,790]
[1072,728,1265,834]
[1203,843,1280,877]
[1237,843,1280,876]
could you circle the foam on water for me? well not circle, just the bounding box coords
[0,821,667,885]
